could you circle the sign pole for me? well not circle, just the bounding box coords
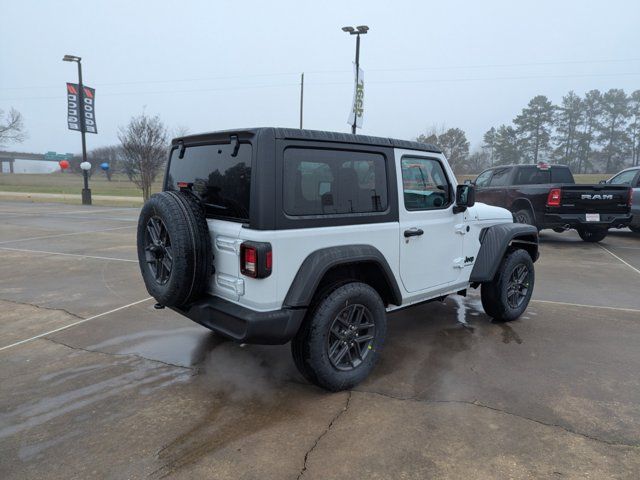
[76,60,91,205]
[299,73,304,129]
[352,34,360,134]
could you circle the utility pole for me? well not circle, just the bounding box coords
[299,72,304,129]
[342,25,369,134]
[63,54,92,205]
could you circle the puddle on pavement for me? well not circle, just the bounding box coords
[86,327,224,367]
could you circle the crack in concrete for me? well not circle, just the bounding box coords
[354,389,640,449]
[297,391,352,479]
[43,336,195,372]
[0,297,83,320]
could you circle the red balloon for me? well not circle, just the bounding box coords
[59,160,70,170]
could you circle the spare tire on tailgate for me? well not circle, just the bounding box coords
[136,190,212,307]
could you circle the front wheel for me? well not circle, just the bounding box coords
[481,249,535,322]
[629,225,640,233]
[577,227,608,243]
[291,282,387,391]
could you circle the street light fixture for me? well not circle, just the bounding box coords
[63,54,92,205]
[342,25,369,134]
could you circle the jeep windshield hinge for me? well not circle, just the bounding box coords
[230,135,240,157]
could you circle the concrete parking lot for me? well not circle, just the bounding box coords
[0,201,639,479]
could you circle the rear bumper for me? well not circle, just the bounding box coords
[171,296,307,345]
[543,212,632,229]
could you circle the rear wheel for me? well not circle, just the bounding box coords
[481,249,535,322]
[514,208,535,227]
[291,282,386,391]
[577,227,608,243]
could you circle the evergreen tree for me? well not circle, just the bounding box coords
[482,127,497,166]
[575,89,603,174]
[553,91,583,168]
[514,95,555,163]
[493,125,520,165]
[627,90,640,167]
[598,89,630,172]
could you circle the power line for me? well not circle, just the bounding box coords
[2,71,639,102]
[1,57,639,92]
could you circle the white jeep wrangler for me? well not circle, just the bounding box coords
[137,128,538,391]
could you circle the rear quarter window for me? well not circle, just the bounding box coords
[165,142,252,221]
[283,148,388,216]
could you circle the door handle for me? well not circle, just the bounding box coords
[404,228,424,238]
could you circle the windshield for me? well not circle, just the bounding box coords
[165,142,252,221]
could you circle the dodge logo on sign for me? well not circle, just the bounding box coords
[66,83,98,134]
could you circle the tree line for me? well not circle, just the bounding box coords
[419,89,640,174]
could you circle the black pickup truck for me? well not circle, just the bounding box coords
[472,164,633,242]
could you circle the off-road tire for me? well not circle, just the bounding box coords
[291,282,387,391]
[577,227,608,243]
[137,191,212,307]
[481,249,534,322]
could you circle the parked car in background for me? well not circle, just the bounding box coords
[602,166,640,233]
[472,163,633,242]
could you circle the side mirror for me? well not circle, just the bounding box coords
[453,184,475,214]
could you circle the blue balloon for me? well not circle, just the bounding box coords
[100,162,110,171]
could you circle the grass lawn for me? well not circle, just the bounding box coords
[0,172,162,197]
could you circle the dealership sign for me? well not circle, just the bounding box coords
[66,83,97,134]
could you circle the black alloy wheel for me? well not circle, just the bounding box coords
[327,304,376,371]
[144,216,173,285]
[505,263,531,309]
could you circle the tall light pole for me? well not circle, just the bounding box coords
[63,54,91,205]
[342,25,369,134]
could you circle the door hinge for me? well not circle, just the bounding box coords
[454,223,467,235]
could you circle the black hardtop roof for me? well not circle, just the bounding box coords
[172,127,442,154]
[487,164,571,169]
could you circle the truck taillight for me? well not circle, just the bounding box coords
[547,188,562,207]
[240,241,272,278]
[628,187,633,207]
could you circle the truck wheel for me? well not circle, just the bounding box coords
[629,226,640,233]
[514,208,534,226]
[291,282,387,391]
[481,249,534,322]
[136,191,212,307]
[577,228,608,243]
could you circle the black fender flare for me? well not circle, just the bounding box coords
[283,245,402,308]
[511,197,536,223]
[469,223,539,283]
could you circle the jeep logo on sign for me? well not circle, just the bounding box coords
[581,194,613,200]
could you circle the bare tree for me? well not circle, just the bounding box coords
[118,114,168,200]
[0,108,26,146]
[88,145,123,181]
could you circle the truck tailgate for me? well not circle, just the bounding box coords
[559,185,630,213]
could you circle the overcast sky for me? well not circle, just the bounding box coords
[1,0,639,157]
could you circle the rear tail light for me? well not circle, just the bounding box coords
[240,241,272,278]
[547,188,562,207]
[628,187,633,207]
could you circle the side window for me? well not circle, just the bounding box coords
[610,170,638,185]
[489,168,511,186]
[401,157,451,210]
[283,148,388,216]
[475,170,493,187]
